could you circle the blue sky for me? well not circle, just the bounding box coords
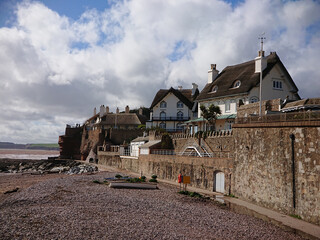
[0,0,320,143]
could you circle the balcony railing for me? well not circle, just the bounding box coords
[152,117,190,121]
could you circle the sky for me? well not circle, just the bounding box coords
[0,0,320,144]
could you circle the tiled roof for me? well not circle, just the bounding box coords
[197,52,300,101]
[150,87,198,109]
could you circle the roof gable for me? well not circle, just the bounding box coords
[150,87,195,109]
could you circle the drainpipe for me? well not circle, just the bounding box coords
[289,133,296,209]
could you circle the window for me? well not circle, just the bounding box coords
[232,80,241,88]
[159,122,166,129]
[225,101,230,112]
[273,80,283,90]
[177,101,183,108]
[160,111,166,120]
[177,111,183,119]
[160,101,167,108]
[211,85,218,93]
[250,96,259,103]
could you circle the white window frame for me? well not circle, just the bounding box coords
[177,111,183,119]
[273,80,283,90]
[160,111,166,120]
[225,101,230,113]
[177,101,183,108]
[160,101,167,108]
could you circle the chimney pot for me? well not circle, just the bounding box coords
[125,105,129,113]
[116,107,120,114]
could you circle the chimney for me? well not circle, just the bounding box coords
[106,106,109,114]
[116,107,119,114]
[94,107,96,116]
[192,83,198,96]
[178,86,183,91]
[139,108,143,115]
[125,105,129,113]
[255,51,267,73]
[99,105,105,117]
[208,64,219,84]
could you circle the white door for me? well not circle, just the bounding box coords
[215,172,225,193]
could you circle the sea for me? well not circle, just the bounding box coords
[0,149,60,160]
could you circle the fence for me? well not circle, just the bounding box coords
[236,111,320,124]
[149,149,233,158]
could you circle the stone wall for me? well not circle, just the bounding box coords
[237,98,282,118]
[233,124,320,225]
[98,152,233,192]
[172,133,234,157]
[80,128,103,160]
[108,129,144,145]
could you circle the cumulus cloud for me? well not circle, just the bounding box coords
[0,0,319,143]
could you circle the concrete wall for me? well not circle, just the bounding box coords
[233,124,320,225]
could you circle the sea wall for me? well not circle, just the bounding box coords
[232,123,320,225]
[98,152,233,192]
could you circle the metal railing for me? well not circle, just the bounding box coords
[152,117,190,121]
[149,149,233,158]
[236,111,320,124]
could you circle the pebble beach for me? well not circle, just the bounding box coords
[0,168,305,240]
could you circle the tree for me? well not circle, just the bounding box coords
[200,104,221,131]
[161,133,174,149]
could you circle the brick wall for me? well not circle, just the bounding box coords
[233,124,320,225]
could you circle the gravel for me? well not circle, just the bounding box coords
[0,172,305,240]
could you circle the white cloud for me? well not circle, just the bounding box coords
[0,0,319,143]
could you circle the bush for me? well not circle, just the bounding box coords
[93,180,101,184]
[149,178,157,183]
[141,176,146,180]
[151,175,157,179]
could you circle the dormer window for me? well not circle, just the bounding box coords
[211,85,218,93]
[177,101,183,108]
[160,101,167,108]
[232,80,241,88]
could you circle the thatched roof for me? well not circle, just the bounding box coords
[197,52,300,101]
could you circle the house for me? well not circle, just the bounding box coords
[192,50,300,132]
[130,136,149,157]
[147,84,199,132]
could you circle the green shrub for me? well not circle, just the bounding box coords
[115,174,122,179]
[149,179,157,183]
[151,175,157,179]
[93,180,101,184]
[141,176,146,181]
[290,214,302,220]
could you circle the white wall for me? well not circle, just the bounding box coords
[152,92,191,118]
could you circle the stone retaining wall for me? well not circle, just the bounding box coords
[98,152,233,192]
[233,125,320,225]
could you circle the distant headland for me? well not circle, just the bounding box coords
[0,142,59,151]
